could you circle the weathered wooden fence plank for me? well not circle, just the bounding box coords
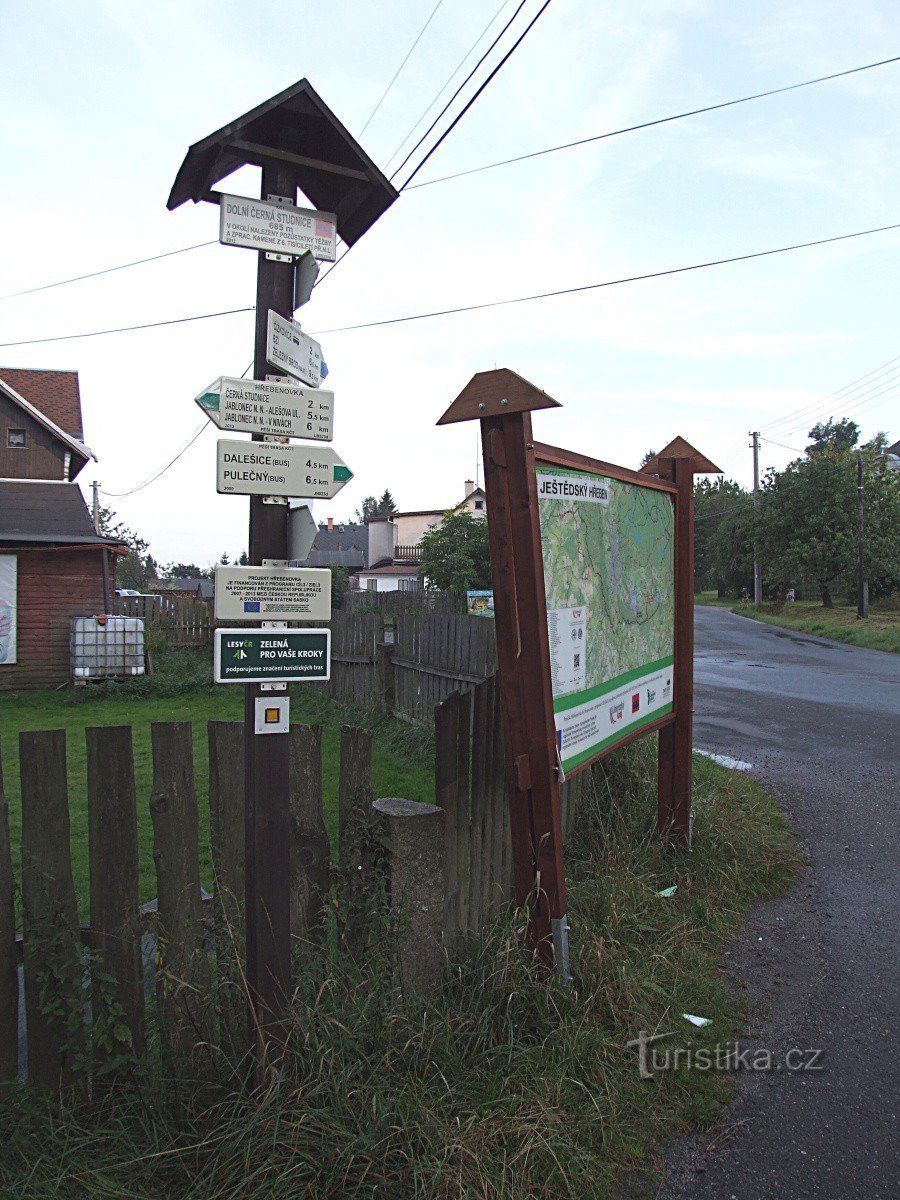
[207,720,245,1041]
[288,724,330,971]
[435,689,473,948]
[20,730,82,1091]
[86,725,144,1061]
[337,726,374,957]
[0,742,17,1082]
[150,722,209,1059]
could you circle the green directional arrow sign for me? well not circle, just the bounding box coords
[216,440,352,499]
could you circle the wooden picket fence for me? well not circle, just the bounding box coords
[0,683,590,1087]
[112,594,213,647]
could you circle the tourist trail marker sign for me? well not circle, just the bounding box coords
[214,628,330,683]
[266,310,325,387]
[196,376,333,441]
[437,368,719,976]
[216,440,352,498]
[219,193,337,261]
[214,564,331,622]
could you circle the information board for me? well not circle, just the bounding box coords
[536,465,675,773]
[0,555,17,665]
[214,628,330,683]
[214,565,331,621]
[219,194,337,260]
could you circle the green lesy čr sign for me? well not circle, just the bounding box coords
[214,629,330,683]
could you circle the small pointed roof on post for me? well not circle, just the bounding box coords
[437,368,560,425]
[166,78,398,247]
[640,436,721,476]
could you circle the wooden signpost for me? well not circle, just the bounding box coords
[168,79,397,1058]
[438,369,719,974]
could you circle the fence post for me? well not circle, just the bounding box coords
[373,798,445,995]
[435,688,472,949]
[377,641,396,715]
[208,721,245,1043]
[288,724,330,970]
[0,741,17,1082]
[149,722,209,1059]
[86,725,144,1061]
[338,726,374,957]
[19,730,82,1091]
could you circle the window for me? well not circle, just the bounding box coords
[366,578,377,591]
[7,429,26,448]
[474,500,484,510]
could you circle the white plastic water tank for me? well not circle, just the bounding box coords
[70,616,146,680]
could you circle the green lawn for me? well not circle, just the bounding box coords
[0,648,434,916]
[696,591,900,653]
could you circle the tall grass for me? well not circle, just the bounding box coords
[0,740,800,1199]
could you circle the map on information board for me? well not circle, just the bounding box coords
[536,465,675,773]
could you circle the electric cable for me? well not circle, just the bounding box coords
[359,0,445,136]
[100,421,211,498]
[0,305,254,349]
[405,53,900,189]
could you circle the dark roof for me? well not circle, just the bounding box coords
[0,368,84,438]
[166,577,214,600]
[0,482,121,546]
[302,549,365,569]
[313,522,368,554]
[887,439,900,457]
[167,79,398,247]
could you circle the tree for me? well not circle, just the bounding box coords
[693,477,754,597]
[166,562,207,579]
[98,505,157,591]
[419,509,491,591]
[355,490,399,523]
[219,552,231,566]
[237,550,250,565]
[758,425,900,606]
[640,449,657,468]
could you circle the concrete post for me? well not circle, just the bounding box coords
[372,797,445,995]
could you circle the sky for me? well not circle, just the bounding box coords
[0,0,897,567]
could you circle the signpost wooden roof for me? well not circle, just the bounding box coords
[166,78,398,246]
[641,436,721,476]
[437,367,560,425]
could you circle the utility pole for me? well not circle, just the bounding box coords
[91,479,100,533]
[750,431,762,605]
[92,479,111,611]
[856,454,867,619]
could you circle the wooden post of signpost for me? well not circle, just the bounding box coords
[641,439,721,847]
[438,370,569,972]
[166,80,399,1058]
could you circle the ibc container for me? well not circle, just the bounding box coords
[70,616,146,681]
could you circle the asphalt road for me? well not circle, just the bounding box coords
[660,607,900,1200]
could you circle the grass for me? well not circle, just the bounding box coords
[696,590,900,653]
[0,644,435,916]
[0,732,802,1199]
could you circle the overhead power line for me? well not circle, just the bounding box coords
[0,240,217,302]
[0,305,254,349]
[315,221,900,333]
[759,354,900,433]
[2,221,897,350]
[405,52,900,189]
[399,0,555,190]
[101,421,210,499]
[359,0,445,136]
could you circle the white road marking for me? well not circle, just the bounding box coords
[694,749,753,771]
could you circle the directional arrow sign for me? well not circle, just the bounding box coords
[219,194,337,261]
[216,440,352,499]
[266,310,324,388]
[196,377,333,441]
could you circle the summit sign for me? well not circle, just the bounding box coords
[219,194,337,261]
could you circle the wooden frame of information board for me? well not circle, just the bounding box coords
[437,369,719,975]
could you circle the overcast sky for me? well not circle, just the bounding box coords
[1,0,897,566]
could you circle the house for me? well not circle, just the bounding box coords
[0,368,124,689]
[353,480,487,593]
[301,516,369,570]
[885,439,900,471]
[152,576,215,602]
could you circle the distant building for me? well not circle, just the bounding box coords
[0,368,124,689]
[885,438,900,471]
[353,480,487,593]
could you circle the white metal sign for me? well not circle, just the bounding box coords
[196,376,333,441]
[214,564,331,621]
[216,440,353,499]
[266,310,324,387]
[219,194,337,261]
[288,503,318,562]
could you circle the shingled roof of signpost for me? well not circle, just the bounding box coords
[166,78,399,246]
